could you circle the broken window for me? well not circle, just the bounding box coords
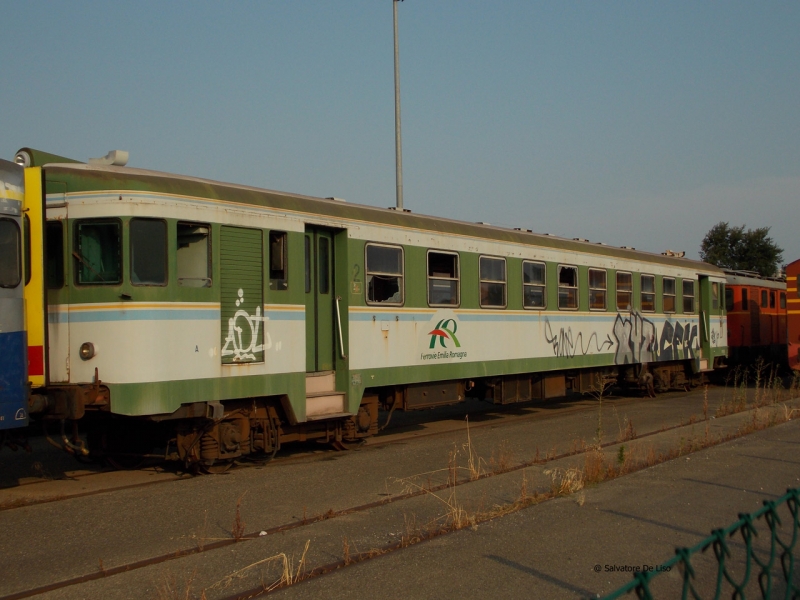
[177,222,211,287]
[617,272,632,310]
[366,243,403,304]
[641,274,655,312]
[558,265,578,310]
[74,220,121,285]
[428,251,459,306]
[480,256,506,308]
[131,218,167,286]
[523,261,546,309]
[589,268,606,311]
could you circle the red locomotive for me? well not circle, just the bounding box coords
[786,259,800,371]
[724,269,787,366]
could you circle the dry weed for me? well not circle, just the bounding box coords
[210,540,310,593]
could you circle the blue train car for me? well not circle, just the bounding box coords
[0,159,29,436]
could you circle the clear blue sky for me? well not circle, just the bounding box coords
[3,2,798,265]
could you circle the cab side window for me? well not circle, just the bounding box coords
[177,222,211,287]
[74,220,122,285]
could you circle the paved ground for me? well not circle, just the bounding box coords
[276,416,800,600]
[1,387,798,599]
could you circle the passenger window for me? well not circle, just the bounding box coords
[589,268,606,311]
[617,272,632,310]
[131,219,167,286]
[682,279,695,313]
[428,251,459,306]
[558,265,578,310]
[269,231,288,290]
[366,243,403,304]
[741,288,748,310]
[304,236,311,294]
[663,277,676,312]
[711,282,719,310]
[761,289,768,308]
[0,218,21,288]
[177,223,211,287]
[522,261,546,309]
[770,291,775,309]
[318,237,330,295]
[74,220,122,285]
[780,292,786,309]
[641,275,655,312]
[46,221,64,289]
[724,286,734,312]
[480,256,506,308]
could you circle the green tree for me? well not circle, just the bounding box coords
[700,222,783,276]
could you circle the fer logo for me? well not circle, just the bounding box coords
[428,318,461,349]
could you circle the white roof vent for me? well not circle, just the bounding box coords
[661,250,686,257]
[88,150,129,167]
[326,197,347,202]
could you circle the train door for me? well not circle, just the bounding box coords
[698,275,715,369]
[304,227,335,373]
[699,274,726,370]
[45,181,69,383]
[0,159,29,429]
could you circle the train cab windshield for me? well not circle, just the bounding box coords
[0,218,21,288]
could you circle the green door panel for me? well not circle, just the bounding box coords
[220,226,264,364]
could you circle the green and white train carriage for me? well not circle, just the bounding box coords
[18,148,728,470]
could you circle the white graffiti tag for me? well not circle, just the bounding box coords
[221,289,270,361]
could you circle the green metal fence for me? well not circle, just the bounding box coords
[600,488,800,600]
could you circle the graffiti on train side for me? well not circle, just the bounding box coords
[543,310,699,364]
[544,320,614,358]
[222,288,272,362]
[612,310,698,364]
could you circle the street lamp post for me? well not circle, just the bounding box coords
[393,0,404,211]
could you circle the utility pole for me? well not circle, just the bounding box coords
[393,0,404,210]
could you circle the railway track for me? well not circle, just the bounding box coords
[5,385,795,599]
[1,388,697,511]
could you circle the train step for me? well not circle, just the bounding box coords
[306,391,347,419]
[306,371,336,394]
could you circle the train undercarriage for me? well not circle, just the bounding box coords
[27,360,713,472]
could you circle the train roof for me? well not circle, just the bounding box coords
[724,269,786,290]
[27,150,725,275]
